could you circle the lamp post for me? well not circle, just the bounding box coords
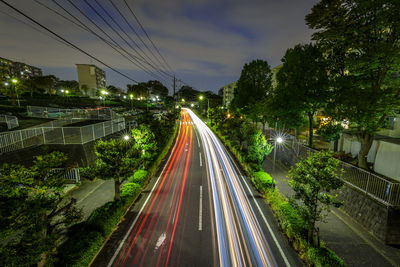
[199,95,209,119]
[11,78,20,107]
[101,90,108,107]
[273,137,283,173]
[129,94,133,110]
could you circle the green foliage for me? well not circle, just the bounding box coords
[275,43,330,147]
[307,246,346,267]
[131,170,148,186]
[95,138,140,200]
[288,150,344,246]
[232,59,272,110]
[79,166,97,180]
[208,107,226,129]
[120,182,141,200]
[316,122,343,142]
[131,125,157,168]
[306,0,400,168]
[246,130,273,169]
[252,171,275,193]
[0,151,82,266]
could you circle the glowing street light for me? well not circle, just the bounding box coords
[181,98,185,102]
[199,95,209,119]
[123,135,130,141]
[10,78,20,107]
[273,136,285,173]
[191,103,194,107]
[65,90,69,94]
[4,82,9,86]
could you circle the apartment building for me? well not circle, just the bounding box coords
[76,64,106,97]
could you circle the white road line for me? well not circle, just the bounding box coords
[199,185,203,231]
[225,152,291,267]
[195,128,201,148]
[239,174,291,267]
[199,152,202,167]
[106,130,179,267]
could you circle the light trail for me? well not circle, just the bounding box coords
[185,108,278,267]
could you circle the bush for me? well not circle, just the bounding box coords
[121,182,141,203]
[131,170,148,185]
[79,166,97,180]
[252,171,275,193]
[307,246,346,267]
[86,201,126,237]
[56,223,104,267]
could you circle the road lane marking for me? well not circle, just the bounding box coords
[199,185,203,231]
[106,127,180,267]
[239,174,291,267]
[199,152,202,167]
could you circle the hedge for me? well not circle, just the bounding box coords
[130,170,148,186]
[55,182,141,266]
[209,121,346,267]
[252,171,275,194]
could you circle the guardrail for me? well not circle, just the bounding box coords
[0,115,19,129]
[49,168,80,184]
[266,129,400,207]
[27,106,119,120]
[0,118,125,154]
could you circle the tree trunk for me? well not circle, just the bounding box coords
[358,132,374,169]
[308,113,314,148]
[262,122,266,133]
[333,139,339,152]
[308,222,314,246]
[114,179,121,201]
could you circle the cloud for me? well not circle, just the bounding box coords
[0,0,319,92]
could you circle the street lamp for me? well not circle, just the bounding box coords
[123,135,130,141]
[199,95,209,119]
[273,136,284,173]
[129,94,133,110]
[181,98,185,103]
[11,78,20,107]
[101,90,108,107]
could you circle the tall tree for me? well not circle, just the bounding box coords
[306,0,400,169]
[0,152,82,266]
[95,138,139,200]
[131,125,157,168]
[288,151,344,247]
[232,59,272,111]
[275,44,330,147]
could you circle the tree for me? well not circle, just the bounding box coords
[31,75,59,95]
[106,85,123,96]
[131,125,157,168]
[247,130,274,170]
[57,80,80,95]
[147,80,169,97]
[0,152,82,266]
[316,122,343,151]
[95,138,139,200]
[275,44,330,147]
[208,107,225,129]
[306,0,400,169]
[127,83,148,99]
[232,59,272,110]
[288,150,344,247]
[80,84,89,96]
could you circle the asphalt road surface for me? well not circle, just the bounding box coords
[92,109,301,267]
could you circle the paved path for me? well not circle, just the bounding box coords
[68,179,115,220]
[263,158,400,267]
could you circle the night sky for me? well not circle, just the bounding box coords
[0,0,318,93]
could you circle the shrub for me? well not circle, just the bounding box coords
[86,201,125,237]
[79,166,97,180]
[56,223,104,267]
[307,246,346,267]
[252,171,275,193]
[121,182,141,203]
[132,170,148,185]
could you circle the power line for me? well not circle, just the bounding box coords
[122,0,175,75]
[92,0,172,80]
[0,0,140,84]
[108,0,174,77]
[62,0,169,83]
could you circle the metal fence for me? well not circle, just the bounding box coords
[0,115,19,129]
[27,106,119,120]
[49,168,80,184]
[266,129,400,207]
[0,118,125,154]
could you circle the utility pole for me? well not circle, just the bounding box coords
[173,76,176,101]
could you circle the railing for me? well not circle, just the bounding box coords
[49,168,80,184]
[0,118,125,154]
[26,106,119,120]
[0,115,19,129]
[266,129,400,207]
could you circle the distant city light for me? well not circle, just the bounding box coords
[199,95,204,100]
[123,95,127,99]
[65,90,69,94]
[11,79,18,84]
[182,98,185,102]
[61,89,64,93]
[4,82,9,86]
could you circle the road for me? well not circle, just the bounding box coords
[92,109,300,267]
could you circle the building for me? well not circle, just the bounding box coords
[222,81,237,107]
[0,57,42,81]
[76,64,106,97]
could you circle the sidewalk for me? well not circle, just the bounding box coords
[68,179,115,220]
[263,158,400,267]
